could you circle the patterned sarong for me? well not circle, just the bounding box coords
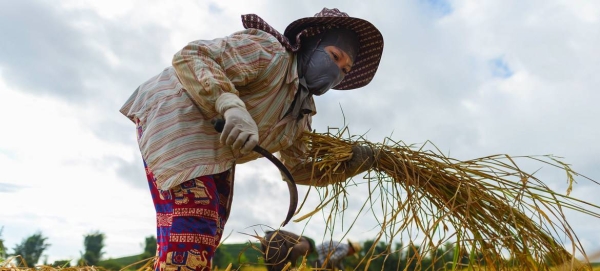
[137,119,234,271]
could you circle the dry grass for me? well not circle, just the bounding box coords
[3,254,600,271]
[4,260,600,271]
[0,256,155,271]
[0,256,102,271]
[292,127,600,271]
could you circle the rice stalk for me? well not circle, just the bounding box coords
[0,256,105,271]
[297,128,600,270]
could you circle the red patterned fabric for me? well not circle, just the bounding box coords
[241,7,384,90]
[137,119,234,271]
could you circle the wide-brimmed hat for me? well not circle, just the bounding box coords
[241,8,384,90]
[284,8,384,90]
[348,239,362,258]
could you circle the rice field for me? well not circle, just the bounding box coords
[3,127,600,271]
[3,253,600,270]
[2,264,600,271]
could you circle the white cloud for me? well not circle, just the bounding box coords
[0,77,154,261]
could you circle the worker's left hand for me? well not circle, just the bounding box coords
[345,145,378,176]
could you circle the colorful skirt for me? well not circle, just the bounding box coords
[137,119,234,271]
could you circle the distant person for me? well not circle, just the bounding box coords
[315,240,361,270]
[261,230,316,271]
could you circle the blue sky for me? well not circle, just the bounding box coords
[1,0,600,265]
[422,0,453,16]
[490,57,514,78]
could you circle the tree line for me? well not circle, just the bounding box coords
[2,227,467,270]
[0,227,156,270]
[0,227,565,270]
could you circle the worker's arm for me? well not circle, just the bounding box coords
[280,142,377,186]
[171,29,285,119]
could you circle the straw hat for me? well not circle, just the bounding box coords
[347,239,362,258]
[241,8,384,90]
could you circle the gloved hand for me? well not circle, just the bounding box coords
[346,145,378,176]
[221,106,259,154]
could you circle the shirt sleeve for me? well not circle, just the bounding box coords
[279,120,348,186]
[279,131,311,182]
[171,29,284,118]
[278,116,342,186]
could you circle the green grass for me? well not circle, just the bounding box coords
[99,243,600,270]
[219,242,263,263]
[98,254,144,270]
[96,242,265,270]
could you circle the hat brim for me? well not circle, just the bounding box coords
[284,16,384,90]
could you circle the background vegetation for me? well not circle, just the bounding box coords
[2,228,599,270]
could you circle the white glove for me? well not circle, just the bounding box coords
[215,93,259,154]
[220,106,259,155]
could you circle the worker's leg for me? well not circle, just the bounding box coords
[137,119,234,271]
[153,171,231,271]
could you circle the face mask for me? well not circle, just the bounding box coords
[297,28,359,96]
[299,48,344,95]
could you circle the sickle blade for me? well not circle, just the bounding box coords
[252,146,298,227]
[212,118,298,226]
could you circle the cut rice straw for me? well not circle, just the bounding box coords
[296,126,600,270]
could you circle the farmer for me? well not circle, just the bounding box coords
[120,7,384,271]
[261,230,316,271]
[315,240,362,270]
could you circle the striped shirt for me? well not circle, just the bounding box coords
[316,241,350,267]
[120,29,316,190]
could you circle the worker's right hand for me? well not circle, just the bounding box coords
[345,145,378,176]
[221,106,259,155]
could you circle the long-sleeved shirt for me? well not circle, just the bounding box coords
[316,240,350,269]
[120,28,318,190]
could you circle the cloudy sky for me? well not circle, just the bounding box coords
[1,0,599,264]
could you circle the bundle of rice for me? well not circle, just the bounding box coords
[294,128,600,270]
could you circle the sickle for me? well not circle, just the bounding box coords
[212,119,298,227]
